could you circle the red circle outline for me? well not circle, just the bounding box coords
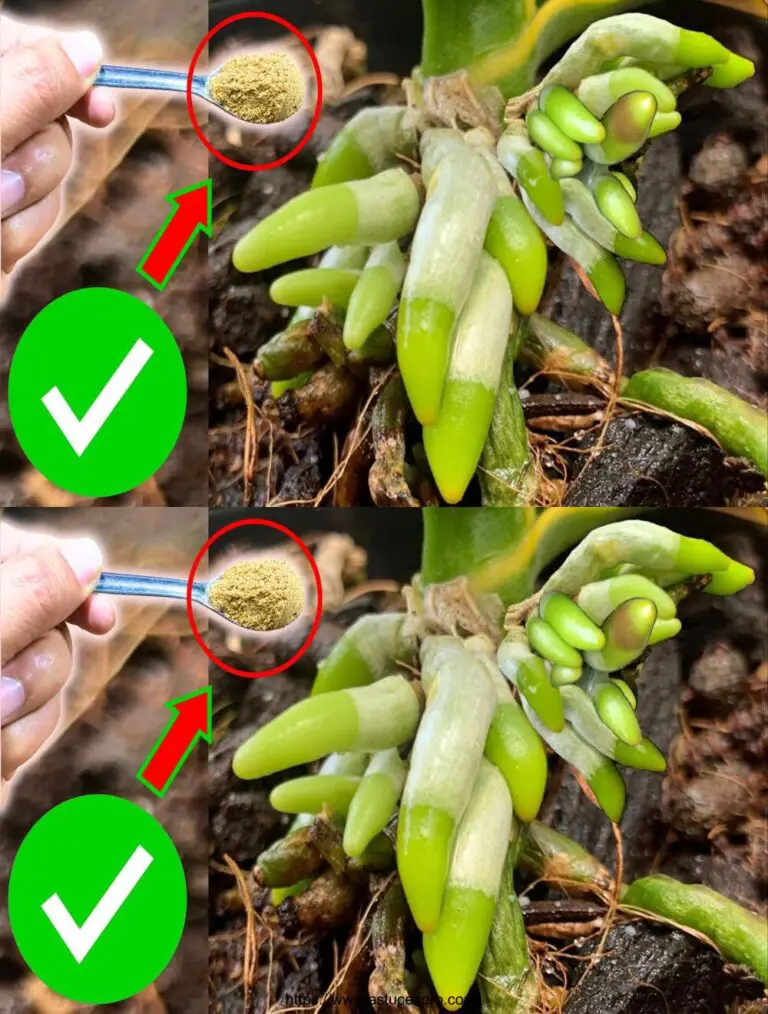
[186,12,324,172]
[187,518,324,678]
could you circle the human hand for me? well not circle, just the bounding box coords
[0,15,117,288]
[0,522,116,788]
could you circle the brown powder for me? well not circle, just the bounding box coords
[209,559,304,630]
[209,52,304,124]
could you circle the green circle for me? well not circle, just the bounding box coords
[9,794,187,1004]
[8,287,186,497]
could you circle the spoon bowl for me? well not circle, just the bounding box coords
[93,570,285,632]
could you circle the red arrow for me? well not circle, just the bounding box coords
[137,686,212,797]
[137,179,212,291]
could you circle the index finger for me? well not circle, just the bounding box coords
[0,15,53,55]
[0,520,54,562]
[0,31,103,157]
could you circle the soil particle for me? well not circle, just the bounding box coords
[563,923,765,1014]
[688,641,750,713]
[290,869,361,932]
[210,677,310,865]
[563,415,763,506]
[665,255,760,326]
[663,663,767,842]
[665,765,755,835]
[289,364,362,425]
[688,133,750,191]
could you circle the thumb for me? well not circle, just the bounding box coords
[0,538,103,665]
[0,31,103,158]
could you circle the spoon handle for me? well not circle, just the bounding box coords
[95,571,207,604]
[94,65,208,98]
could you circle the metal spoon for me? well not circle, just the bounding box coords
[93,64,244,121]
[93,570,248,629]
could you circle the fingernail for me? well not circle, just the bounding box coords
[59,537,103,589]
[60,31,103,81]
[1,677,25,725]
[1,170,25,219]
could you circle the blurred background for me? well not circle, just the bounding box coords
[0,507,208,1014]
[0,0,209,508]
[209,0,420,76]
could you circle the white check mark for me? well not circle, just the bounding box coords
[41,845,153,964]
[41,339,153,456]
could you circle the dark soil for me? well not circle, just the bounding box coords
[208,514,768,1014]
[208,19,767,508]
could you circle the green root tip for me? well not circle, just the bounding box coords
[587,93,657,165]
[551,665,584,686]
[705,53,756,89]
[648,617,682,646]
[269,775,362,815]
[648,111,682,139]
[587,598,657,672]
[613,737,667,772]
[540,591,606,652]
[526,616,583,668]
[519,150,565,225]
[269,269,360,309]
[232,693,357,778]
[589,762,626,823]
[612,678,637,709]
[596,685,643,747]
[527,108,583,163]
[312,135,374,188]
[674,535,732,576]
[589,254,626,316]
[595,177,643,240]
[550,158,583,179]
[540,84,606,144]
[518,656,565,732]
[614,231,667,265]
[675,29,731,69]
[704,560,755,596]
[397,805,456,933]
[271,879,312,905]
[397,297,455,426]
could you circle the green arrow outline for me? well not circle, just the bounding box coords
[136,685,213,798]
[136,179,213,292]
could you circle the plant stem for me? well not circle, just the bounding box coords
[422,0,765,97]
[420,507,534,590]
[622,368,768,478]
[517,820,614,896]
[480,324,538,506]
[520,313,614,391]
[479,825,540,1013]
[421,507,637,605]
[467,0,638,96]
[369,879,412,1004]
[518,824,768,984]
[469,507,635,604]
[622,876,768,984]
[420,0,530,80]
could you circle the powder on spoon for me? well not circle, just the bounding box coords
[209,559,304,630]
[209,52,304,124]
